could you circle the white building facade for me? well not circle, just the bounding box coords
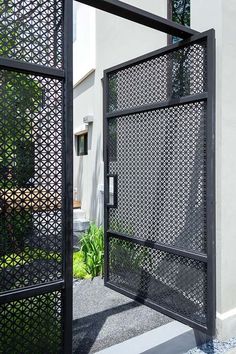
[73,0,167,225]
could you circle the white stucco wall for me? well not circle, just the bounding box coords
[73,0,167,224]
[73,2,95,85]
[192,0,236,340]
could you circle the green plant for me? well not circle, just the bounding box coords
[0,1,43,255]
[110,238,143,272]
[80,224,104,278]
[73,251,91,279]
[73,224,104,280]
[0,210,32,256]
[0,248,61,271]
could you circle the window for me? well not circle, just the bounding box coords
[168,0,190,43]
[77,133,88,156]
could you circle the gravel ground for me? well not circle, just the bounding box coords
[185,338,236,354]
[72,277,171,354]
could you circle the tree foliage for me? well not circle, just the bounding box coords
[0,1,42,188]
[0,1,42,254]
[172,0,190,27]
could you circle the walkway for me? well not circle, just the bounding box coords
[73,277,171,354]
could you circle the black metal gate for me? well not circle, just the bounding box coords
[0,1,73,353]
[104,30,215,335]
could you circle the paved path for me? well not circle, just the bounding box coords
[73,277,171,354]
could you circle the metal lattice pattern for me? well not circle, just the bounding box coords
[109,237,207,325]
[0,291,63,354]
[0,70,63,292]
[108,101,207,253]
[0,0,63,68]
[105,32,215,332]
[0,0,71,351]
[108,39,207,112]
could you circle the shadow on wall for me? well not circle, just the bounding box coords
[89,134,104,226]
[74,70,95,211]
[74,128,102,224]
[74,90,103,224]
[76,153,83,203]
[73,71,95,100]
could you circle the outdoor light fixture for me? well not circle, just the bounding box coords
[83,115,94,124]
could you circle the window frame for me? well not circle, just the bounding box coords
[76,132,88,156]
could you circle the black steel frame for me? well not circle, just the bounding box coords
[0,0,73,352]
[103,29,216,336]
[77,0,197,39]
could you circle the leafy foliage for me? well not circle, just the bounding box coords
[73,251,91,279]
[0,210,32,256]
[80,224,104,278]
[171,0,190,44]
[0,71,42,189]
[172,0,190,27]
[0,2,42,255]
[110,238,150,274]
[0,247,61,270]
[73,224,104,279]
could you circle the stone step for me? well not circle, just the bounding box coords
[73,208,86,220]
[73,219,90,232]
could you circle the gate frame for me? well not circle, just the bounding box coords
[103,29,216,336]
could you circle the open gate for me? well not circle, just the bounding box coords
[104,30,215,335]
[0,1,73,353]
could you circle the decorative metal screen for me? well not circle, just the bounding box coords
[0,1,73,353]
[104,30,215,335]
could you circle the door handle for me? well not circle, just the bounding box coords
[107,174,118,208]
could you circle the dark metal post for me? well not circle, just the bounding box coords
[206,29,216,337]
[103,73,110,282]
[63,0,73,352]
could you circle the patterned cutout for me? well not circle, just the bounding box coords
[106,37,210,328]
[109,237,207,325]
[0,70,63,292]
[108,39,207,112]
[0,0,63,68]
[0,291,63,353]
[108,102,207,253]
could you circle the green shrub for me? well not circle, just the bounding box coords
[0,210,32,256]
[73,224,104,280]
[73,251,91,279]
[0,248,61,271]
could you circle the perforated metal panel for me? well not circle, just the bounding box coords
[0,1,73,353]
[104,30,215,335]
[0,291,63,354]
[0,0,63,67]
